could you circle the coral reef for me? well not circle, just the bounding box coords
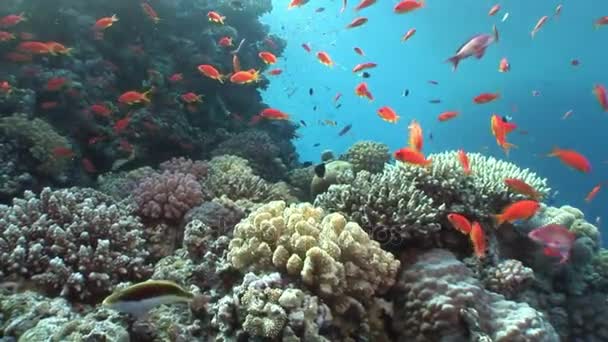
[0,187,152,302]
[343,140,390,174]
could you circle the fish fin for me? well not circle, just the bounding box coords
[141,89,152,102]
[446,56,460,71]
[492,24,499,42]
[547,146,560,157]
[474,49,486,59]
[314,163,326,178]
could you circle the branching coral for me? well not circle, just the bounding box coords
[393,249,558,341]
[227,201,400,308]
[133,171,203,221]
[343,140,390,174]
[0,187,152,302]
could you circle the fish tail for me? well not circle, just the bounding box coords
[547,146,560,157]
[446,56,460,71]
[141,88,153,102]
[112,14,119,21]
[502,142,516,156]
[494,214,505,226]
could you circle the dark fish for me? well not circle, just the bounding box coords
[362,72,370,78]
[335,104,342,109]
[428,132,433,140]
[313,105,317,111]
[315,7,325,12]
[313,143,320,147]
[338,123,352,136]
[300,120,307,127]
[309,88,313,95]
[302,161,313,167]
[314,163,326,178]
[429,99,441,104]
[402,89,409,97]
[428,80,439,85]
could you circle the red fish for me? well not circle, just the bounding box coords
[585,183,602,203]
[90,104,112,117]
[548,147,591,173]
[46,77,69,91]
[218,36,233,47]
[181,92,203,103]
[394,0,424,14]
[352,62,377,73]
[94,14,118,30]
[208,11,225,24]
[498,57,510,72]
[288,0,307,9]
[401,28,416,42]
[408,119,423,151]
[302,43,311,52]
[52,146,75,158]
[504,178,541,200]
[528,224,575,263]
[259,108,290,120]
[0,81,11,94]
[346,17,368,29]
[470,221,486,258]
[494,200,540,225]
[4,52,32,62]
[114,116,130,134]
[230,69,259,84]
[488,4,500,16]
[355,0,376,11]
[594,16,608,29]
[268,68,282,75]
[258,51,277,64]
[394,147,431,166]
[377,106,399,123]
[168,73,183,83]
[355,82,373,100]
[474,92,500,104]
[0,31,15,42]
[490,115,517,155]
[82,158,97,173]
[197,64,224,83]
[457,149,471,175]
[593,84,608,111]
[17,41,52,54]
[41,101,59,110]
[0,13,26,28]
[353,47,365,56]
[141,2,160,24]
[447,213,472,235]
[438,111,458,122]
[316,51,334,67]
[118,90,151,104]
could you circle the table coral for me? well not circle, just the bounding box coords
[393,249,558,341]
[0,187,152,302]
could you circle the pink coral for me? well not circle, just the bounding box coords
[134,171,203,220]
[159,157,208,181]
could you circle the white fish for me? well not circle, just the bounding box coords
[501,12,509,22]
[531,15,549,38]
[446,25,499,71]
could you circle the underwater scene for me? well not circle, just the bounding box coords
[1,0,608,341]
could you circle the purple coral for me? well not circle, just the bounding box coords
[133,171,203,221]
[159,157,208,181]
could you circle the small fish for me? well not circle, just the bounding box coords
[102,280,194,318]
[473,92,500,104]
[299,120,307,127]
[548,147,591,173]
[258,51,277,64]
[309,88,314,96]
[528,224,575,264]
[377,106,400,123]
[230,70,260,84]
[207,11,226,24]
[427,80,439,85]
[118,90,151,105]
[428,99,441,104]
[353,47,365,56]
[532,90,541,97]
[0,13,26,28]
[352,62,377,73]
[401,28,416,42]
[470,221,486,258]
[447,213,472,235]
[402,89,409,97]
[494,200,540,225]
[259,108,290,120]
[438,111,458,121]
[41,101,59,110]
[361,72,370,78]
[52,146,75,158]
[531,15,549,38]
[141,2,160,23]
[313,143,320,147]
[457,149,471,175]
[446,25,498,71]
[168,73,183,83]
[334,92,342,102]
[114,116,131,134]
[218,36,233,47]
[571,59,580,66]
[488,4,500,16]
[340,0,347,14]
[408,119,423,151]
[561,109,573,120]
[554,4,562,17]
[498,57,510,72]
[394,0,424,14]
[315,7,325,12]
[313,105,317,111]
[355,0,377,11]
[46,77,69,91]
[301,43,311,52]
[594,16,608,29]
[288,0,307,9]
[585,183,602,203]
[355,82,373,101]
[268,68,282,75]
[346,17,368,29]
[593,84,608,111]
[197,64,224,83]
[322,119,337,126]
[504,178,541,200]
[180,92,203,103]
[94,14,119,30]
[82,158,97,173]
[501,12,509,22]
[394,147,431,167]
[338,123,352,136]
[316,51,334,67]
[0,80,11,94]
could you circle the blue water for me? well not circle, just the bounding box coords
[261,0,608,241]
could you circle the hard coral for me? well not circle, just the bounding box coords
[393,249,558,341]
[0,187,152,302]
[159,157,208,181]
[343,140,390,174]
[133,170,203,221]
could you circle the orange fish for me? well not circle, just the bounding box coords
[89,104,112,117]
[0,13,26,28]
[408,119,423,151]
[52,146,75,158]
[504,178,541,200]
[355,0,376,11]
[208,11,225,24]
[490,115,517,155]
[494,200,540,225]
[447,213,472,235]
[114,116,131,134]
[377,106,400,123]
[346,17,368,29]
[46,77,69,91]
[401,28,416,42]
[118,90,151,105]
[394,0,424,14]
[46,41,72,55]
[394,147,431,167]
[470,221,486,258]
[94,14,118,30]
[0,81,11,94]
[230,69,260,84]
[354,47,365,56]
[474,92,500,104]
[316,51,334,67]
[268,68,282,75]
[355,82,373,100]
[232,55,241,72]
[595,16,608,28]
[593,84,608,111]
[17,41,52,54]
[197,64,224,83]
[457,149,471,175]
[141,2,160,24]
[352,62,377,73]
[498,57,510,72]
[548,147,592,173]
[288,0,307,9]
[168,73,183,83]
[260,108,290,120]
[438,111,458,122]
[531,15,549,38]
[488,4,500,16]
[0,31,15,42]
[585,183,602,203]
[218,36,233,47]
[181,92,203,103]
[258,51,277,64]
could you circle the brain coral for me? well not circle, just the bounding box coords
[343,140,390,174]
[393,249,558,341]
[226,201,400,307]
[0,187,152,301]
[315,151,549,245]
[133,171,203,221]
